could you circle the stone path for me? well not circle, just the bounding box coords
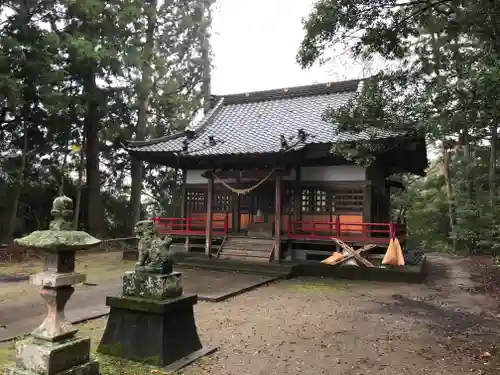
[0,268,274,341]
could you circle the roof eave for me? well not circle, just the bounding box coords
[124,98,226,152]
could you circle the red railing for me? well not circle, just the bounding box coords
[287,218,406,244]
[151,215,405,244]
[152,214,229,236]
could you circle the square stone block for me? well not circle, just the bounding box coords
[3,359,99,375]
[30,272,86,288]
[14,336,90,375]
[43,252,75,273]
[123,271,182,300]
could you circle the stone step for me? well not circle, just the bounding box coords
[227,237,275,246]
[219,254,270,263]
[223,244,272,252]
[175,256,298,276]
[221,249,271,258]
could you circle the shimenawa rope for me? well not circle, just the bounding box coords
[212,169,277,195]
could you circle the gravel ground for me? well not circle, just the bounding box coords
[2,254,499,375]
[178,255,500,375]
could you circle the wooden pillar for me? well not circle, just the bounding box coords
[205,175,214,257]
[180,169,190,252]
[293,167,301,222]
[289,167,301,260]
[233,174,240,232]
[180,169,187,218]
[274,174,282,262]
[363,181,372,223]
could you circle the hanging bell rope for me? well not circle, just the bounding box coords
[212,168,277,195]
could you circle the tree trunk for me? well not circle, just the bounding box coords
[58,151,69,197]
[73,134,86,230]
[5,123,28,241]
[198,1,212,114]
[84,73,106,236]
[442,146,457,252]
[129,0,157,232]
[461,124,473,200]
[489,124,497,203]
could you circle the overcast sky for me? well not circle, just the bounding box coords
[210,0,378,95]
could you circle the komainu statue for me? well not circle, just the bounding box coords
[134,219,174,274]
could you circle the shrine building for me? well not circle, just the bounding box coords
[124,79,427,263]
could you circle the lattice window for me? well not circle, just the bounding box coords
[301,189,312,213]
[334,189,364,212]
[283,187,294,214]
[313,189,328,213]
[186,190,206,212]
[214,194,232,212]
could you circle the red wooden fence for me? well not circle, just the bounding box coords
[152,216,406,244]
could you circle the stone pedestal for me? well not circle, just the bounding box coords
[98,268,205,367]
[5,336,99,375]
[97,294,203,366]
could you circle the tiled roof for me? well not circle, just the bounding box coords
[125,79,404,157]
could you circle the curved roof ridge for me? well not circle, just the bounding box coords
[212,78,364,105]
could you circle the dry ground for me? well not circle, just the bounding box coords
[2,253,500,374]
[0,252,135,302]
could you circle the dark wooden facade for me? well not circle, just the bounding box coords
[182,175,369,234]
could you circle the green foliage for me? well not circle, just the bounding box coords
[394,169,452,251]
[299,0,500,253]
[0,0,212,238]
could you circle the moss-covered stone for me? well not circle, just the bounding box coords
[123,271,182,300]
[14,231,101,252]
[14,336,91,374]
[134,220,174,273]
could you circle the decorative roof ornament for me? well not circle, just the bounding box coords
[280,134,288,149]
[185,129,195,139]
[298,129,307,143]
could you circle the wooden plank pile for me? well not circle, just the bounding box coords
[321,238,377,267]
[321,237,406,268]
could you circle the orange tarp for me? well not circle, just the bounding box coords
[321,252,344,265]
[382,238,405,267]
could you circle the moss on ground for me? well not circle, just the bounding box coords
[0,317,208,374]
[0,259,41,276]
[286,279,352,292]
[0,341,15,365]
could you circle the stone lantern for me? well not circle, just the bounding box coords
[4,196,101,375]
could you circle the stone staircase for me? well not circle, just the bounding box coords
[218,237,275,262]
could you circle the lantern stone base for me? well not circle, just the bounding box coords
[3,336,98,375]
[97,294,203,367]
